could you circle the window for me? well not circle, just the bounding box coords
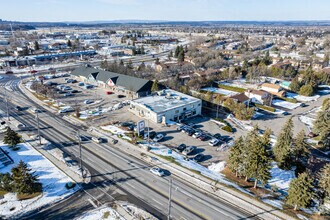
[175,110,179,114]
[183,108,186,111]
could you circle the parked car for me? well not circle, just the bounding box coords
[186,129,195,136]
[71,89,79,93]
[5,70,14,74]
[192,132,202,139]
[198,134,208,141]
[213,133,222,140]
[17,123,28,131]
[85,84,93,89]
[176,144,187,152]
[78,82,85,86]
[57,90,66,94]
[209,138,219,146]
[153,134,164,142]
[182,146,196,155]
[177,125,186,131]
[76,135,90,142]
[117,95,126,98]
[31,108,41,113]
[106,91,114,95]
[150,167,164,177]
[192,154,204,163]
[63,93,73,97]
[84,100,94,104]
[144,131,157,140]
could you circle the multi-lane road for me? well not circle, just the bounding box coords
[0,74,258,220]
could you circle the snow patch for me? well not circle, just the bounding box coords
[208,161,226,173]
[272,99,301,110]
[201,87,239,97]
[76,206,123,220]
[268,162,295,191]
[0,142,78,218]
[286,92,320,102]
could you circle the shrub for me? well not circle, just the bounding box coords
[65,182,76,189]
[255,104,276,112]
[222,125,233,133]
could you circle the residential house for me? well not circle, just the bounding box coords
[244,89,272,105]
[230,93,250,105]
[260,83,286,97]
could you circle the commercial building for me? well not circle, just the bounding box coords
[129,89,202,123]
[71,66,153,98]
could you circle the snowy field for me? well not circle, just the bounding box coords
[208,161,226,173]
[299,116,315,132]
[272,99,301,110]
[267,163,295,191]
[100,125,132,141]
[0,142,79,218]
[286,92,320,102]
[201,87,239,96]
[76,206,123,220]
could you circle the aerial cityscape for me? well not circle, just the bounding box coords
[0,0,329,220]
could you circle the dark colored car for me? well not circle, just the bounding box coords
[176,144,187,152]
[71,90,79,93]
[145,131,157,139]
[15,106,22,111]
[186,129,195,136]
[198,134,208,141]
[192,154,204,163]
[213,133,222,140]
[117,95,126,98]
[5,70,14,74]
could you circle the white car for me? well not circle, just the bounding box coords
[153,134,164,142]
[84,100,94,104]
[150,167,164,177]
[192,132,202,139]
[58,107,74,113]
[209,138,219,146]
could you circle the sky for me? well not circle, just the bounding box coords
[2,0,330,22]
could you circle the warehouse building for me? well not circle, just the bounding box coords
[129,89,202,123]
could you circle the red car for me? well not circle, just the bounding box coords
[29,70,38,73]
[106,91,114,95]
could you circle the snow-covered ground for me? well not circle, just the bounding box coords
[262,199,284,210]
[76,206,123,220]
[120,203,158,220]
[0,142,79,218]
[286,92,320,102]
[299,115,315,132]
[272,99,301,110]
[201,87,239,97]
[100,125,132,141]
[268,162,295,191]
[208,161,226,173]
[0,76,4,80]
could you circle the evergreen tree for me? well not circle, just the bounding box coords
[299,84,314,96]
[141,46,145,55]
[169,50,173,58]
[177,50,185,62]
[3,127,21,149]
[289,77,301,93]
[100,60,108,70]
[132,48,137,56]
[151,80,159,92]
[245,127,271,188]
[11,160,42,194]
[313,100,330,149]
[273,117,294,170]
[0,172,13,192]
[318,164,330,198]
[292,130,310,164]
[228,136,245,177]
[34,41,40,50]
[286,172,315,210]
[126,60,133,69]
[174,46,180,58]
[67,39,72,47]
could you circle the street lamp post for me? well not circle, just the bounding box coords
[77,130,83,178]
[168,179,172,220]
[36,110,41,145]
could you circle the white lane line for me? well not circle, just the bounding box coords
[88,198,98,208]
[152,198,164,206]
[125,182,136,189]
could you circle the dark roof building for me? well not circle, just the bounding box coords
[71,66,153,97]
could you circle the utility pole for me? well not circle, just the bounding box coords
[4,88,9,121]
[168,179,172,220]
[77,130,83,178]
[36,110,41,145]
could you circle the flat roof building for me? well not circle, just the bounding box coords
[130,89,202,124]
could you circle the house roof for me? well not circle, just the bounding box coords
[71,66,152,93]
[245,89,268,96]
[230,93,249,103]
[261,83,281,90]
